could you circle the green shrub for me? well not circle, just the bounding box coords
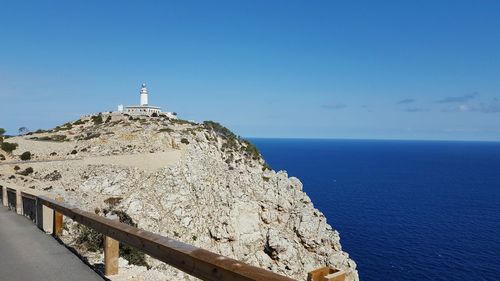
[70,150,78,155]
[0,128,5,135]
[203,121,237,140]
[91,114,103,125]
[159,128,174,133]
[17,167,34,176]
[73,119,86,125]
[151,112,158,117]
[104,197,123,207]
[180,138,190,144]
[75,224,103,252]
[0,154,5,161]
[30,135,67,142]
[75,208,149,267]
[1,142,18,153]
[20,151,31,161]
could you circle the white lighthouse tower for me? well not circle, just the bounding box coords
[140,83,148,106]
[122,83,175,118]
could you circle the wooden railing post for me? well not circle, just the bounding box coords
[1,186,6,207]
[16,189,23,215]
[52,196,64,236]
[104,215,119,276]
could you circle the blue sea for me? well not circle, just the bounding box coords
[251,139,500,281]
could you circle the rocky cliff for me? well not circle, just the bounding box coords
[0,113,358,281]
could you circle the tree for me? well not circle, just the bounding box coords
[0,128,5,135]
[18,127,29,135]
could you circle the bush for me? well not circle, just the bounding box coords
[74,209,149,267]
[17,167,34,176]
[13,165,20,171]
[20,151,31,161]
[151,112,158,117]
[1,142,18,153]
[30,135,67,142]
[70,150,78,155]
[0,154,5,161]
[0,128,5,135]
[180,138,190,144]
[91,114,103,125]
[73,119,86,125]
[75,224,103,252]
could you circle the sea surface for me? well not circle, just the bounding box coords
[251,139,500,281]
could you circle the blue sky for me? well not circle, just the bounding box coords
[1,1,499,140]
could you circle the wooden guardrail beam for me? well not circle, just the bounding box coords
[37,195,296,281]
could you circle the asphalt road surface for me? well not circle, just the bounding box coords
[0,206,103,281]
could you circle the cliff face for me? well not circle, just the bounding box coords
[0,114,358,281]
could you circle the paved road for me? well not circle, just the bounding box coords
[0,207,104,281]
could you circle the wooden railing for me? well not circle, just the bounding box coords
[0,185,345,281]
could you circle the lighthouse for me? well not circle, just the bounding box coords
[140,83,148,106]
[121,83,176,118]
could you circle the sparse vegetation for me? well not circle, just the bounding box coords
[70,150,78,155]
[74,208,148,267]
[54,123,73,132]
[104,197,123,207]
[30,135,67,142]
[0,154,5,161]
[13,165,20,171]
[91,113,103,125]
[180,138,190,144]
[33,129,48,134]
[77,132,101,140]
[1,142,18,153]
[17,167,34,176]
[203,121,270,168]
[20,151,32,161]
[73,119,86,125]
[159,128,174,133]
[44,170,62,181]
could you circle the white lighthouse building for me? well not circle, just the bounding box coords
[124,83,163,116]
[140,83,148,106]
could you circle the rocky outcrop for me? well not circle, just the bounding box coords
[0,114,358,281]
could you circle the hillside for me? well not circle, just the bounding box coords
[0,113,358,281]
